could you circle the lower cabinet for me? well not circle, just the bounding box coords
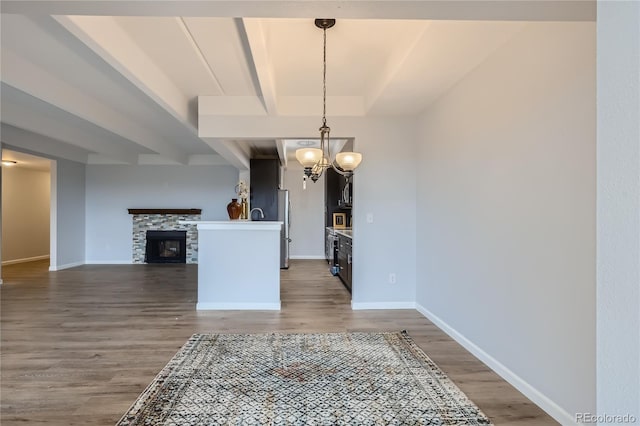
[337,235,352,292]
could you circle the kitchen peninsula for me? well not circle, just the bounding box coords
[180,220,283,310]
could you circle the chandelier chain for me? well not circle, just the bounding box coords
[322,26,327,127]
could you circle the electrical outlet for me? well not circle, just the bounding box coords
[366,213,374,223]
[389,273,396,284]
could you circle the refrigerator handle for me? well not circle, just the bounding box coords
[287,202,292,242]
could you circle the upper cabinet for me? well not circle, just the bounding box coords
[250,159,281,221]
[325,168,352,228]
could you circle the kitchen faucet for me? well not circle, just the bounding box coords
[250,207,265,220]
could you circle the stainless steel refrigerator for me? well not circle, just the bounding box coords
[277,189,291,269]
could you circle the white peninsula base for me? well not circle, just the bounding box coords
[181,221,283,310]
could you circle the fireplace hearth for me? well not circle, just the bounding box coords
[145,230,187,264]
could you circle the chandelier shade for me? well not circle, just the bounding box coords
[295,148,323,168]
[335,152,362,172]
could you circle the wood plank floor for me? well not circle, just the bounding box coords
[1,259,556,425]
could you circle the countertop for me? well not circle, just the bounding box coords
[179,220,283,231]
[334,229,353,239]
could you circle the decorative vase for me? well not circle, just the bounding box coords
[240,198,248,220]
[227,198,242,220]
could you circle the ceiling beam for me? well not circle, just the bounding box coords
[0,124,90,164]
[176,17,226,95]
[54,15,194,129]
[134,154,229,166]
[241,19,279,115]
[2,49,188,164]
[276,139,287,167]
[200,138,251,171]
[199,115,336,139]
[199,96,268,116]
[0,1,596,21]
[2,47,189,164]
[197,96,258,170]
[1,98,139,165]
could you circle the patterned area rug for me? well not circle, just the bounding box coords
[117,331,492,425]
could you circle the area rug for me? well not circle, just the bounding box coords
[117,331,492,425]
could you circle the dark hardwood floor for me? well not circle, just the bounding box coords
[1,259,556,425]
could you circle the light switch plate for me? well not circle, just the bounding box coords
[366,213,374,223]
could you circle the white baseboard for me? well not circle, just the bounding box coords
[289,255,326,260]
[2,254,50,266]
[352,301,416,310]
[85,260,133,264]
[415,303,576,426]
[49,261,84,271]
[197,302,281,311]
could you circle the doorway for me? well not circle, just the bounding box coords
[1,149,53,272]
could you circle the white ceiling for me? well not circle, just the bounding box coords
[0,1,595,169]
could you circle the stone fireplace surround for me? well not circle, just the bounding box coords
[128,209,201,264]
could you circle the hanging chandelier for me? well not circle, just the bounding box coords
[295,19,363,186]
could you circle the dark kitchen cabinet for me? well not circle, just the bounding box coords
[324,168,352,228]
[250,159,280,221]
[337,234,352,292]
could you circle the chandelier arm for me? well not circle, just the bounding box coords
[326,127,331,164]
[330,162,350,176]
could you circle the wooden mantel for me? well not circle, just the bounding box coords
[127,209,202,215]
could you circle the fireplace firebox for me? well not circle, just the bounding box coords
[145,230,187,263]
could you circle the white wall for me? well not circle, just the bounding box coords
[597,2,640,424]
[85,165,238,263]
[52,159,86,270]
[283,163,325,259]
[1,166,50,263]
[415,22,595,424]
[351,118,418,308]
